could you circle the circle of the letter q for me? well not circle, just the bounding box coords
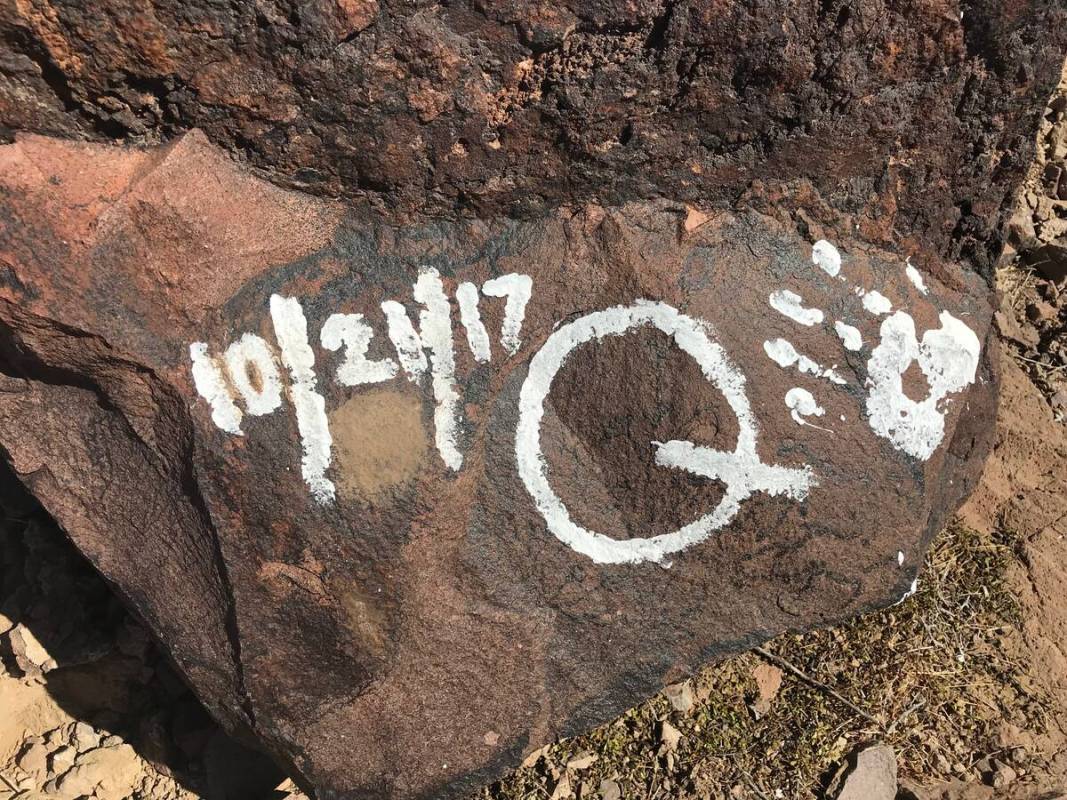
[515,301,814,566]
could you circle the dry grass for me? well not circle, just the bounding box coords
[478,521,1049,800]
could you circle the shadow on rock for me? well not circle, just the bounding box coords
[0,460,287,800]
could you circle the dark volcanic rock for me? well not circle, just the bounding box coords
[0,0,1064,272]
[0,1,1062,797]
[1,131,1000,798]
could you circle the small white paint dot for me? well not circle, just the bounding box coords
[862,290,893,315]
[897,550,905,566]
[812,240,842,277]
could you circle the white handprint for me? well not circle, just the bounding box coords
[765,240,981,461]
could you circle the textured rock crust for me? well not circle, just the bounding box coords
[0,2,1063,799]
[0,131,998,799]
[1,0,1065,269]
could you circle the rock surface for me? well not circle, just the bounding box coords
[835,744,898,800]
[0,0,1063,266]
[0,130,1000,798]
[0,2,1063,797]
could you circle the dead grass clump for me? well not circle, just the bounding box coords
[480,521,1048,800]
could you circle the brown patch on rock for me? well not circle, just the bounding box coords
[329,389,430,503]
[335,0,378,39]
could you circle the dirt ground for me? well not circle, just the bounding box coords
[2,63,1066,800]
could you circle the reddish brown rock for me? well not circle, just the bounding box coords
[0,131,999,798]
[1,0,1064,276]
[0,0,1062,796]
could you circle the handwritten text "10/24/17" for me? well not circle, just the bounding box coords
[189,268,533,504]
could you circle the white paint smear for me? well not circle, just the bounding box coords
[189,343,243,435]
[482,273,533,355]
[762,338,847,385]
[412,267,464,471]
[516,300,813,565]
[834,321,863,351]
[223,333,284,417]
[812,240,841,277]
[865,310,981,461]
[784,387,827,428]
[320,313,398,386]
[897,550,905,566]
[905,261,929,295]
[456,281,491,363]
[270,295,335,504]
[862,290,893,315]
[381,300,428,380]
[769,289,824,326]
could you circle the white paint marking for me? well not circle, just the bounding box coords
[865,310,981,460]
[320,313,398,386]
[269,295,335,504]
[412,267,464,471]
[456,281,492,363]
[862,290,893,316]
[905,260,929,295]
[897,550,905,566]
[654,441,812,502]
[834,321,863,351]
[381,300,428,380]
[812,240,841,277]
[784,387,828,429]
[189,343,243,435]
[769,289,824,326]
[516,301,813,565]
[223,334,284,417]
[482,273,533,355]
[762,338,847,385]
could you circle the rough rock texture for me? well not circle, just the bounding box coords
[835,744,898,800]
[0,130,1000,798]
[0,2,1063,798]
[0,0,1063,268]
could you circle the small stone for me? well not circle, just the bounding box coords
[659,721,683,751]
[992,761,1018,788]
[1029,243,1067,284]
[49,745,77,776]
[1026,300,1058,323]
[1051,388,1067,412]
[521,745,548,769]
[57,743,142,800]
[71,722,101,753]
[44,727,65,746]
[835,744,897,800]
[599,779,622,800]
[101,734,124,747]
[994,310,1041,348]
[663,681,695,713]
[550,774,573,800]
[566,752,597,771]
[9,624,52,670]
[683,205,711,233]
[750,662,784,717]
[17,741,49,778]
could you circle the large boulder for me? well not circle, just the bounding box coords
[0,1,1063,798]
